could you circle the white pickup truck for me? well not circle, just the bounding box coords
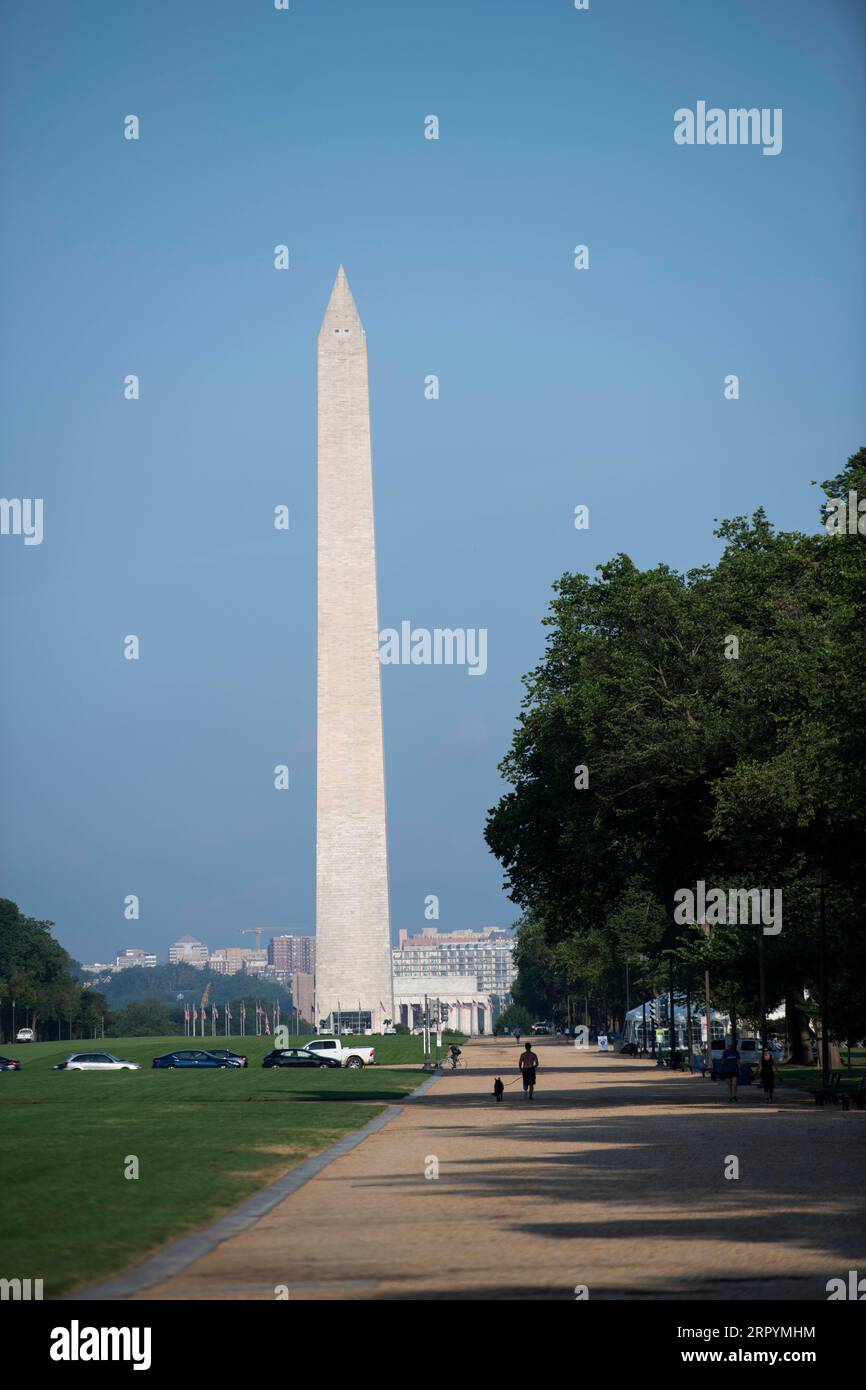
[304,1037,376,1069]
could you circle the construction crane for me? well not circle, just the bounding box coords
[239,928,278,952]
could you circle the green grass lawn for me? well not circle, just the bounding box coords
[0,1034,438,1296]
[778,1049,866,1095]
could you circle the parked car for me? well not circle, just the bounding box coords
[204,1049,248,1068]
[304,1038,375,1069]
[54,1052,140,1071]
[0,1055,22,1071]
[152,1049,243,1069]
[15,1027,34,1043]
[262,1047,341,1069]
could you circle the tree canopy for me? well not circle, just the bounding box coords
[485,449,866,1055]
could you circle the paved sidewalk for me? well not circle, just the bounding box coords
[127,1037,866,1301]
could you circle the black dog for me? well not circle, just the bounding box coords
[493,1077,505,1102]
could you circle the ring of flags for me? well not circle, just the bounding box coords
[181,999,287,1037]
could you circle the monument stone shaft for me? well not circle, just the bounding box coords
[315,266,394,1033]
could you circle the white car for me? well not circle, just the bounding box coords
[56,1052,140,1071]
[16,1027,34,1043]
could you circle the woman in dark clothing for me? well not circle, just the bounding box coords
[760,1048,776,1102]
[719,1043,741,1100]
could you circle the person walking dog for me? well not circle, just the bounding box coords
[519,1040,539,1099]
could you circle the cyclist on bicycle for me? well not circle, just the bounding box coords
[449,1044,462,1063]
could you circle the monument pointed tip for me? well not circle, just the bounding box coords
[320,263,364,336]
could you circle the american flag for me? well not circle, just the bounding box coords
[264,1014,271,1036]
[193,1008,198,1023]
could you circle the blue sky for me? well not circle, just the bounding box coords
[1,0,864,965]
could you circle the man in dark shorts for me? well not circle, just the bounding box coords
[519,1040,539,1099]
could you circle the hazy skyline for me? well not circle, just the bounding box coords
[1,0,864,965]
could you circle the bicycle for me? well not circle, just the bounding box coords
[437,1053,469,1072]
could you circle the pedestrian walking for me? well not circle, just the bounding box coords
[719,1041,741,1101]
[760,1048,776,1102]
[519,1040,539,1099]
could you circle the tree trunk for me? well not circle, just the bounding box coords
[785,995,813,1064]
[815,1017,844,1069]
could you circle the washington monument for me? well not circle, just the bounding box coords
[315,267,394,1033]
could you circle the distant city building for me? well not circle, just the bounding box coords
[168,935,209,967]
[244,958,279,981]
[291,971,314,1025]
[114,948,157,971]
[393,975,492,1035]
[393,927,516,997]
[268,934,316,976]
[209,947,266,976]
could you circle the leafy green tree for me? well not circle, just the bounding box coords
[107,1000,177,1037]
[0,899,78,1040]
[486,449,866,1058]
[493,1004,533,1036]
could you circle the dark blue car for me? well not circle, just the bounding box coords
[152,1049,243,1070]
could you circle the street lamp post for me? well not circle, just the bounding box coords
[422,993,430,1070]
[668,954,676,1065]
[758,921,767,1050]
[698,915,712,1078]
[819,868,830,1088]
[685,970,694,1072]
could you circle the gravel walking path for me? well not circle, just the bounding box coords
[126,1037,866,1301]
